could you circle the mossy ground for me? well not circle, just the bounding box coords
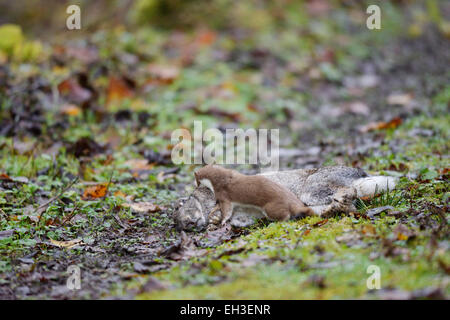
[135,111,449,299]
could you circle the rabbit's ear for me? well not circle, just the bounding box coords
[194,171,199,186]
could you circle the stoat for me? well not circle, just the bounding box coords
[194,164,315,225]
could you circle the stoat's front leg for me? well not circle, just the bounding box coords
[208,203,222,225]
[218,199,233,225]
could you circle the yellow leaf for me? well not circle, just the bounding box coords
[50,238,84,248]
[397,233,409,241]
[122,202,161,214]
[61,104,81,116]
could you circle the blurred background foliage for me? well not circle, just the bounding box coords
[0,0,448,34]
[0,0,448,64]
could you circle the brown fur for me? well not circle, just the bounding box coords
[194,165,315,225]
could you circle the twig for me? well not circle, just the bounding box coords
[36,177,79,223]
[60,202,82,227]
[101,168,115,201]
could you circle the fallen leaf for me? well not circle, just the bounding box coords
[82,183,108,200]
[124,159,154,170]
[0,173,12,181]
[58,78,92,105]
[393,224,415,241]
[122,202,161,214]
[107,76,134,105]
[361,224,377,236]
[60,104,81,116]
[359,117,403,132]
[387,93,413,106]
[313,219,328,228]
[49,238,84,248]
[147,64,180,85]
[113,190,127,198]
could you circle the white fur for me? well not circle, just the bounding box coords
[199,178,215,194]
[351,176,397,198]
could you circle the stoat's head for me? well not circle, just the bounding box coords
[194,163,228,185]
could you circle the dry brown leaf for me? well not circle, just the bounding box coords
[313,219,329,228]
[361,224,377,236]
[0,173,12,181]
[107,76,134,105]
[360,117,403,132]
[82,183,108,200]
[58,78,92,104]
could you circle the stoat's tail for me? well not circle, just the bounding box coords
[351,176,397,198]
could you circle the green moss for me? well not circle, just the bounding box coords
[137,216,447,299]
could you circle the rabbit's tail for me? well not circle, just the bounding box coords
[351,176,397,198]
